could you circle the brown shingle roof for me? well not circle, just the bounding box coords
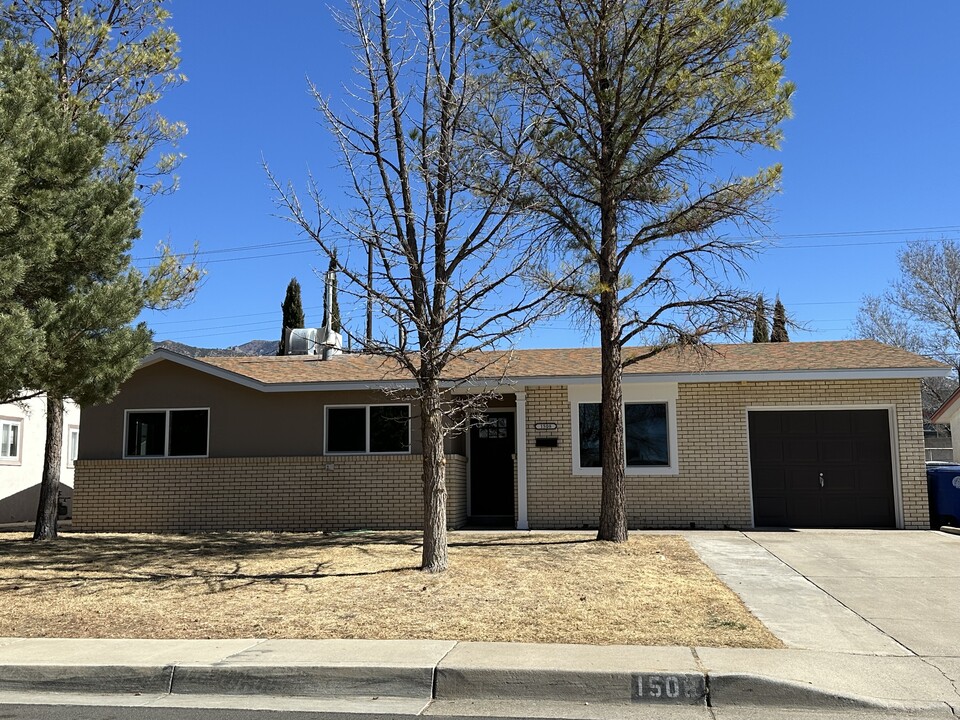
[185,340,947,387]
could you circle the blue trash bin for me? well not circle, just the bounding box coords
[926,465,960,528]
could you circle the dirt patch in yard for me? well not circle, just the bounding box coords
[0,531,781,648]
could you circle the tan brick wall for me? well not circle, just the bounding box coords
[446,454,468,529]
[74,454,468,533]
[523,379,928,530]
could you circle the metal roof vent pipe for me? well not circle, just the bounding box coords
[320,268,343,360]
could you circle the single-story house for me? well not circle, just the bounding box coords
[73,339,948,532]
[1,395,80,523]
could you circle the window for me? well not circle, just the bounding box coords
[578,402,669,468]
[569,383,678,476]
[125,409,209,458]
[0,418,22,464]
[326,405,410,454]
[66,425,80,468]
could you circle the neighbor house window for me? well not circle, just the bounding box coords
[326,404,410,454]
[125,409,209,458]
[577,402,670,468]
[66,425,80,468]
[0,418,22,464]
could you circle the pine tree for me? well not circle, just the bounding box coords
[3,1,199,540]
[771,297,790,342]
[752,295,770,343]
[277,278,305,355]
[481,0,792,542]
[0,44,153,539]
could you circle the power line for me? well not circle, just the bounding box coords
[129,223,960,267]
[147,304,325,326]
[134,239,315,262]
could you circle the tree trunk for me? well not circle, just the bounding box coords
[33,394,63,541]
[597,295,627,542]
[420,387,448,572]
[595,32,627,541]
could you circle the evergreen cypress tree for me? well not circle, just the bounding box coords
[752,295,770,343]
[771,296,790,342]
[277,278,305,355]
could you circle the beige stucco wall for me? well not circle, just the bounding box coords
[79,361,434,459]
[74,453,467,533]
[0,396,80,523]
[522,379,928,530]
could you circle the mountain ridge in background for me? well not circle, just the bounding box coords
[155,339,278,358]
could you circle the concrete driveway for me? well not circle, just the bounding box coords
[684,530,960,658]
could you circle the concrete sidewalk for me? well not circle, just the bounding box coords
[0,638,958,716]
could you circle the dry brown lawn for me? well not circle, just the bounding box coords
[0,531,781,648]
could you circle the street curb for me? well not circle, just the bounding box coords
[708,673,949,712]
[0,665,174,695]
[435,667,706,705]
[0,645,956,713]
[0,663,944,713]
[170,663,435,699]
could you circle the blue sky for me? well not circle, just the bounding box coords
[137,1,960,350]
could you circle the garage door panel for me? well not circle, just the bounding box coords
[786,494,822,527]
[753,496,788,526]
[784,467,818,491]
[751,439,784,463]
[856,438,890,461]
[853,410,890,435]
[819,439,854,463]
[749,410,895,529]
[781,411,816,434]
[858,497,896,527]
[749,413,782,435]
[784,438,818,462]
[854,466,890,491]
[818,497,855,526]
[823,469,857,492]
[752,467,786,492]
[816,410,852,434]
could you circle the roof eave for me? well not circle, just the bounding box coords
[932,385,960,424]
[506,367,949,387]
[138,350,950,393]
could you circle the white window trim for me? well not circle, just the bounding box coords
[568,383,679,476]
[122,408,210,459]
[0,416,23,465]
[66,424,80,468]
[324,403,412,456]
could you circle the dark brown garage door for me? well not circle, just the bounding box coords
[749,410,896,528]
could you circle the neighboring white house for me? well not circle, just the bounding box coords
[0,396,80,524]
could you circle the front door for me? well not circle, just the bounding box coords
[469,412,515,521]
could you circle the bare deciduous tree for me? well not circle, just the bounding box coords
[855,238,960,418]
[479,0,794,541]
[270,0,555,572]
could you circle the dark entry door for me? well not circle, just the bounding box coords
[469,412,515,518]
[749,409,896,528]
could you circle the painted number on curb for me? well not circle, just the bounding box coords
[632,674,705,703]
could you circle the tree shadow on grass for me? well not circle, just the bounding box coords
[0,529,596,596]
